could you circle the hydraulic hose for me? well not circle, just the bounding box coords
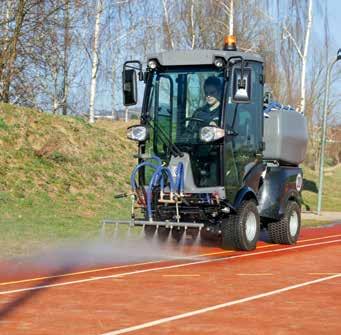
[174,162,184,194]
[130,161,158,191]
[129,156,185,221]
[147,155,162,166]
[146,165,178,221]
[146,166,163,221]
[130,156,163,191]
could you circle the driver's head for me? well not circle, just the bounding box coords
[204,76,222,106]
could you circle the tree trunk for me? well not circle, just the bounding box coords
[162,0,174,49]
[229,0,234,36]
[190,0,195,49]
[0,0,26,103]
[299,0,313,113]
[89,0,103,124]
[62,0,70,115]
[125,106,129,122]
[52,63,59,114]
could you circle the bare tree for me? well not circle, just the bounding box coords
[162,0,174,49]
[220,0,234,35]
[62,0,70,115]
[0,0,26,102]
[89,0,103,124]
[300,0,313,113]
[0,0,70,109]
[281,0,313,112]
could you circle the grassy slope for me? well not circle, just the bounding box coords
[301,165,341,212]
[0,103,340,258]
[0,103,137,257]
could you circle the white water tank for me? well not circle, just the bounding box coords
[263,110,308,165]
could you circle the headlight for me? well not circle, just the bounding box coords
[127,125,148,142]
[200,126,225,142]
[214,57,224,68]
[147,60,158,69]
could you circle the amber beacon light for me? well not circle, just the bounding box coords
[224,35,237,51]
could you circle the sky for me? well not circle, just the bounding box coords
[328,0,341,42]
[96,0,341,122]
[326,0,341,122]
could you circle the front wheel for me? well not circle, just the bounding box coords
[221,200,260,251]
[268,201,301,245]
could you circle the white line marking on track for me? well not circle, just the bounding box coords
[0,238,340,296]
[162,274,200,277]
[197,233,341,257]
[1,233,339,287]
[308,273,341,275]
[0,260,167,287]
[101,274,341,335]
[236,273,273,276]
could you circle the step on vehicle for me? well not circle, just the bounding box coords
[103,36,308,251]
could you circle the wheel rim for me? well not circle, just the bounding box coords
[289,211,299,237]
[245,211,257,241]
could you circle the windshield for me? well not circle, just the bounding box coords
[145,67,225,152]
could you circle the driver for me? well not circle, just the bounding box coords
[191,76,223,127]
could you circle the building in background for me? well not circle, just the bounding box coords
[94,107,141,121]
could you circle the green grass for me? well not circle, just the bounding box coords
[0,196,132,258]
[0,103,136,258]
[301,219,332,227]
[301,165,341,212]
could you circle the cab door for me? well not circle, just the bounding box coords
[223,61,264,202]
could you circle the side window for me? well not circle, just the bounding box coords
[154,76,173,157]
[234,109,254,149]
[158,76,172,116]
[226,62,262,152]
[186,73,206,118]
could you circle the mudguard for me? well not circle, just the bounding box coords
[233,186,258,209]
[232,162,264,209]
[279,188,301,215]
[257,165,302,220]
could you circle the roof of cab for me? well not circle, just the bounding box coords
[147,49,263,66]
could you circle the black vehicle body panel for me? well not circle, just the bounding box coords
[130,58,303,228]
[257,165,302,221]
[232,162,265,207]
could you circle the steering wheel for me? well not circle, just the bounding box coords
[182,117,205,141]
[185,117,206,123]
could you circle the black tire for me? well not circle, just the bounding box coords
[221,200,260,251]
[268,201,301,245]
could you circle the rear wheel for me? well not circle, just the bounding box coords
[268,201,301,245]
[221,200,260,251]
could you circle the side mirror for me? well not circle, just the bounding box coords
[232,67,251,103]
[263,91,273,105]
[122,69,137,106]
[122,60,143,106]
